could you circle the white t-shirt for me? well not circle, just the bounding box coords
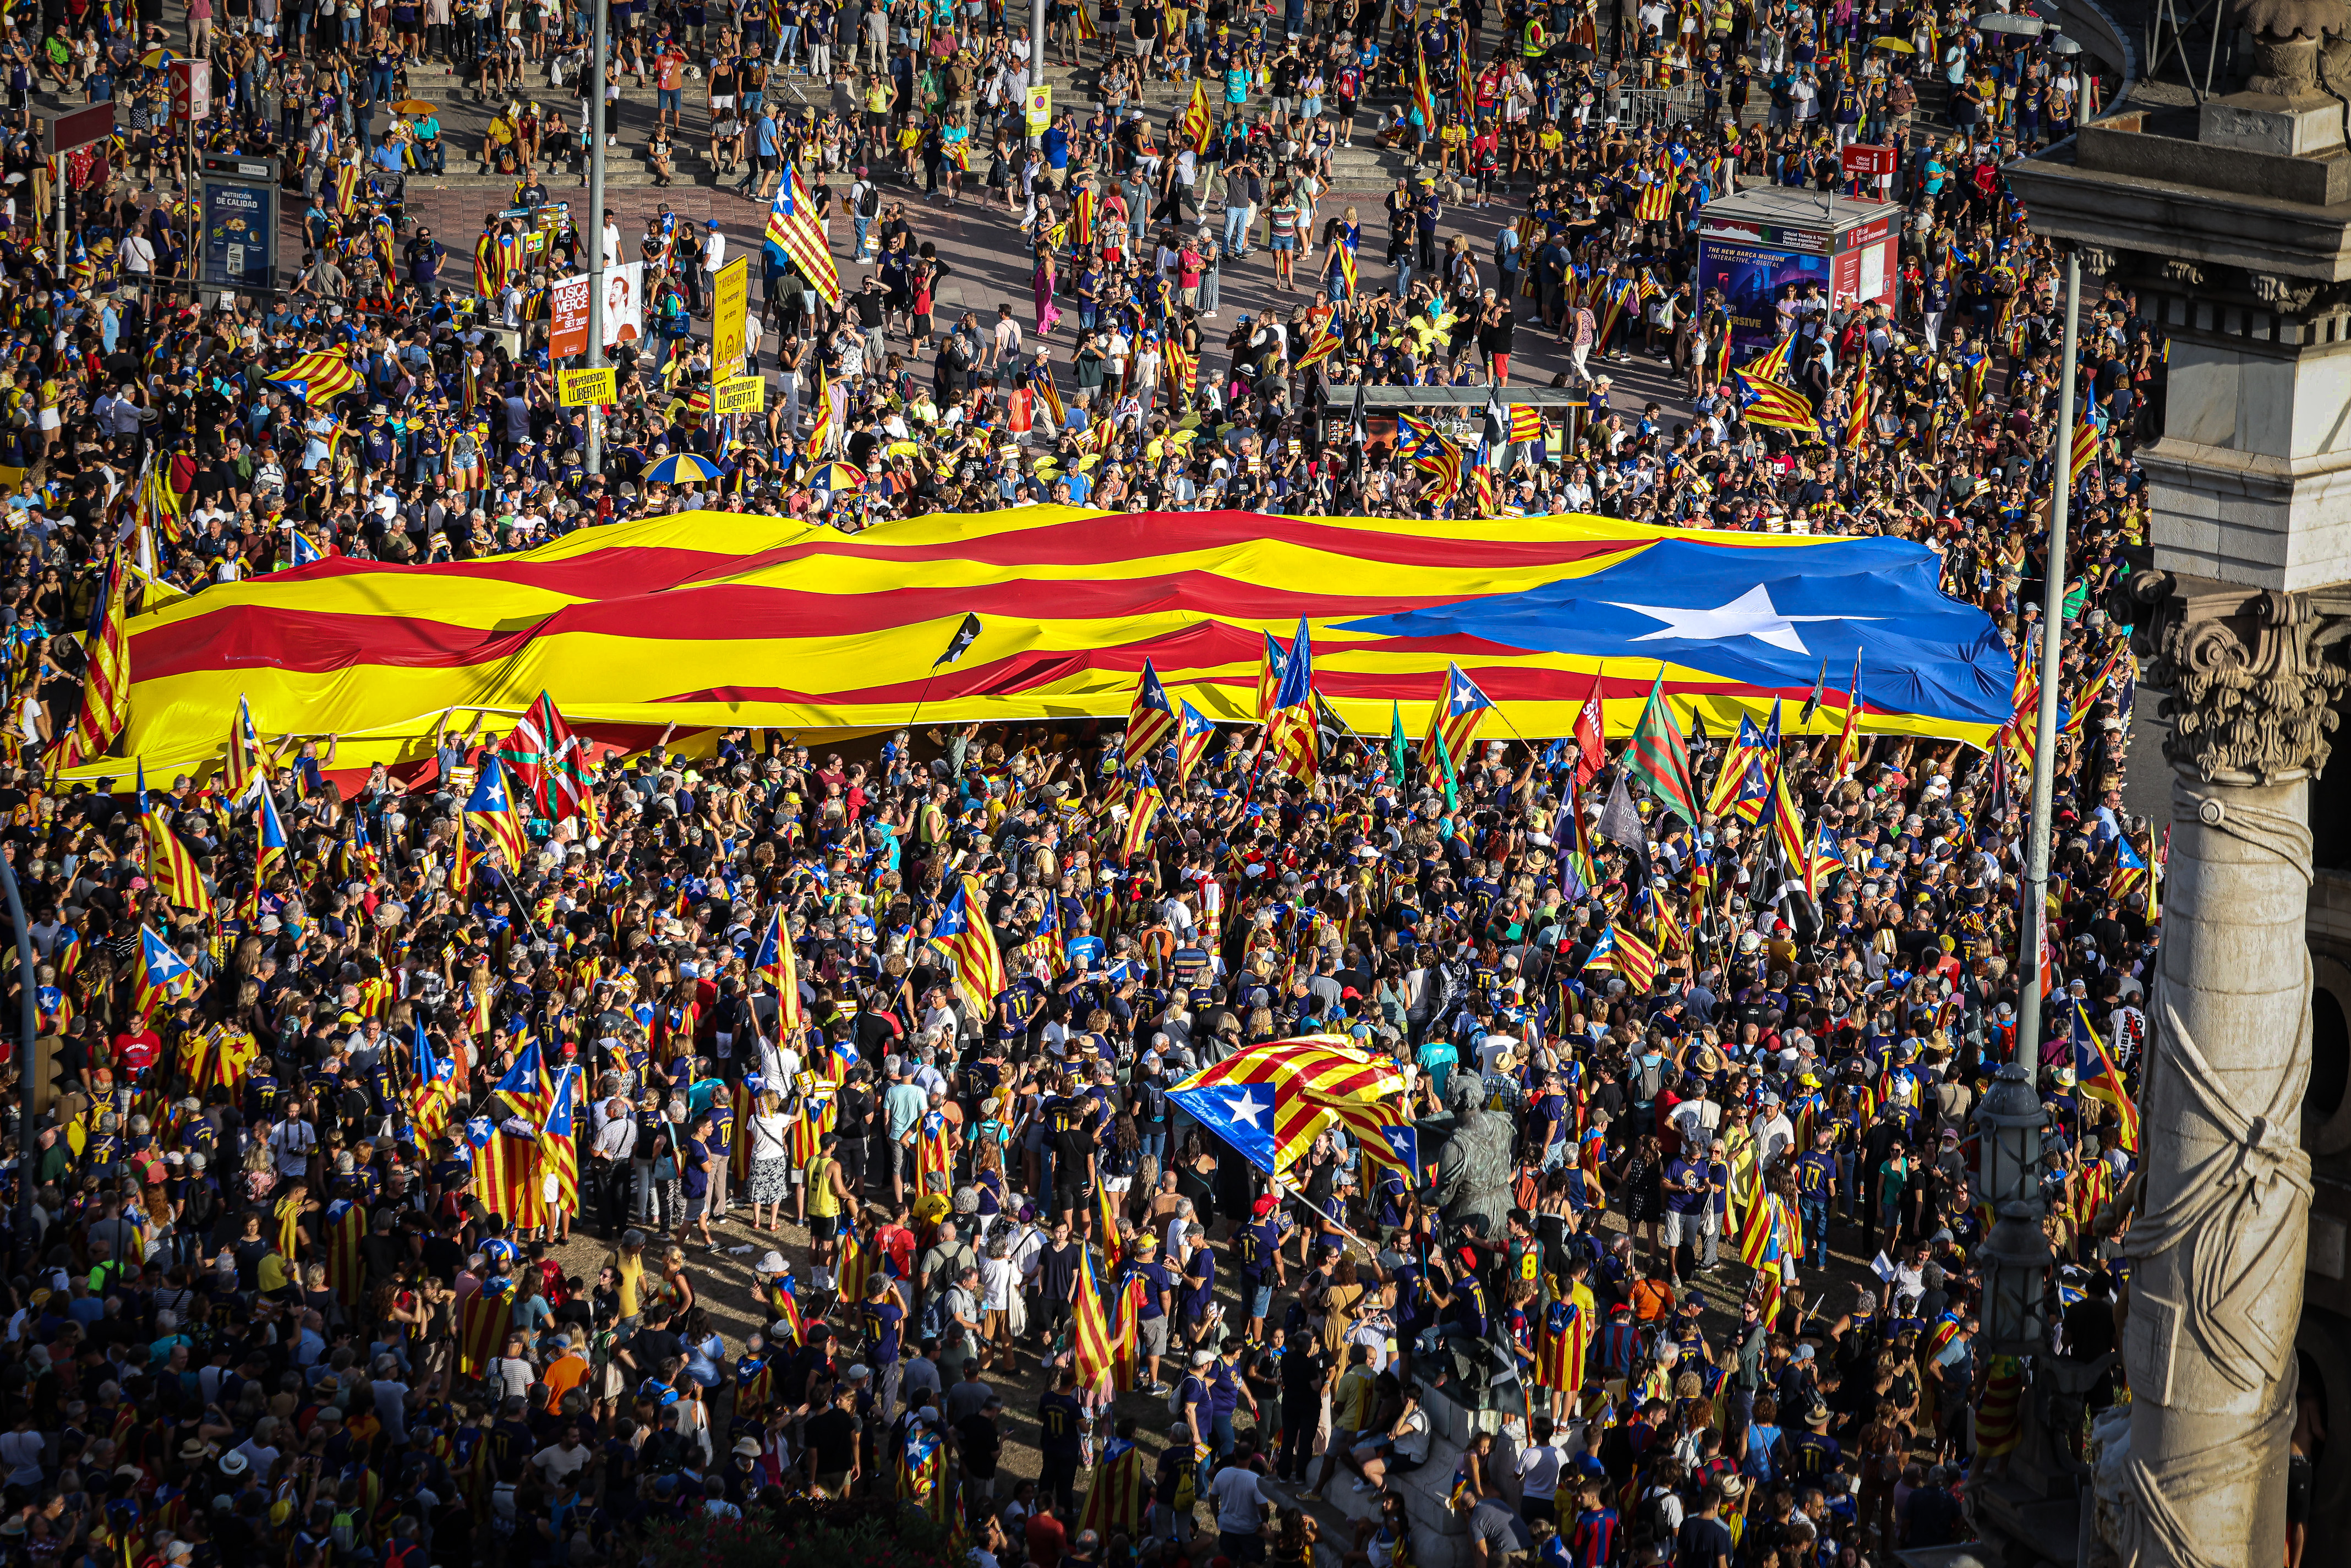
[1210,1465,1264,1534]
[1516,1440,1563,1501]
[751,1112,791,1162]
[981,1255,1019,1312]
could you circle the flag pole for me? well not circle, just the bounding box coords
[491,855,541,942]
[2015,252,2080,1069]
[907,614,982,741]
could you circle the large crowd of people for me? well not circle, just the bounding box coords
[0,0,2170,1566]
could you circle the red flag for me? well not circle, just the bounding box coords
[1573,671,1605,786]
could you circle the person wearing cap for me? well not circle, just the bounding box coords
[1234,1192,1285,1342]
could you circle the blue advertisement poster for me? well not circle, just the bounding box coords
[1696,238,1830,357]
[201,179,276,292]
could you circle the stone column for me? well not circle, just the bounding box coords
[2097,573,2344,1568]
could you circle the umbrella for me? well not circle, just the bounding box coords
[808,461,867,495]
[641,452,726,485]
[1871,35,1918,51]
[138,47,177,67]
[393,99,438,115]
[1561,41,1594,61]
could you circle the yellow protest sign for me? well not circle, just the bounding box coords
[1025,85,1052,134]
[710,256,750,379]
[558,366,617,406]
[713,374,766,414]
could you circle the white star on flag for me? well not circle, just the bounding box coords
[1226,1088,1270,1127]
[1603,583,1878,657]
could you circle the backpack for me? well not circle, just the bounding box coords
[1635,1054,1666,1102]
[329,1505,367,1558]
[859,182,881,217]
[643,1427,690,1474]
[183,1179,220,1234]
[1636,1489,1677,1548]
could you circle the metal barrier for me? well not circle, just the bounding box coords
[1609,83,1706,127]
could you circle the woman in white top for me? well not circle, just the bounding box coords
[746,1088,792,1233]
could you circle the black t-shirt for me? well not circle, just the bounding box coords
[836,1083,876,1141]
[803,1406,860,1472]
[1043,1094,1093,1172]
[955,1411,1001,1476]
[1675,1515,1735,1568]
[632,1327,684,1369]
[1280,1345,1329,1401]
[852,1009,899,1062]
[1037,1241,1079,1304]
[1037,1389,1084,1457]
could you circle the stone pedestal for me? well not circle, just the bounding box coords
[2005,115,2351,591]
[2104,575,2340,1567]
[2199,91,2350,159]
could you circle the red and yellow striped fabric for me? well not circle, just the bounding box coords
[76,508,2013,786]
[1168,1036,1406,1172]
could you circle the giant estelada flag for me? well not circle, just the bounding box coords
[72,509,2014,783]
[1167,1037,1407,1173]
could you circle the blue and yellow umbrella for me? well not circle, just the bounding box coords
[641,452,726,486]
[809,462,868,496]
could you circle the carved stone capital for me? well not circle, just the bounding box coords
[2161,258,2207,288]
[2131,570,2351,782]
[2075,244,2119,279]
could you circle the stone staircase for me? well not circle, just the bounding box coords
[378,30,1960,202]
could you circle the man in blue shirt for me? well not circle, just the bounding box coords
[414,112,444,173]
[1041,113,1071,180]
[1208,1338,1256,1467]
[1037,1363,1087,1509]
[1661,1149,1707,1288]
[1122,1236,1173,1394]
[1535,1074,1573,1170]
[1179,1231,1216,1351]
[858,1274,907,1416]
[1177,1347,1216,1490]
[741,112,780,199]
[1232,1193,1284,1340]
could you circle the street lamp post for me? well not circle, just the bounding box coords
[2014,252,2081,1066]
[586,0,608,476]
[1027,0,1046,149]
[2,855,37,1269]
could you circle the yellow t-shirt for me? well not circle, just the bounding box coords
[807,1155,840,1218]
[1336,1365,1376,1430]
[609,1250,644,1317]
[257,1251,293,1294]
